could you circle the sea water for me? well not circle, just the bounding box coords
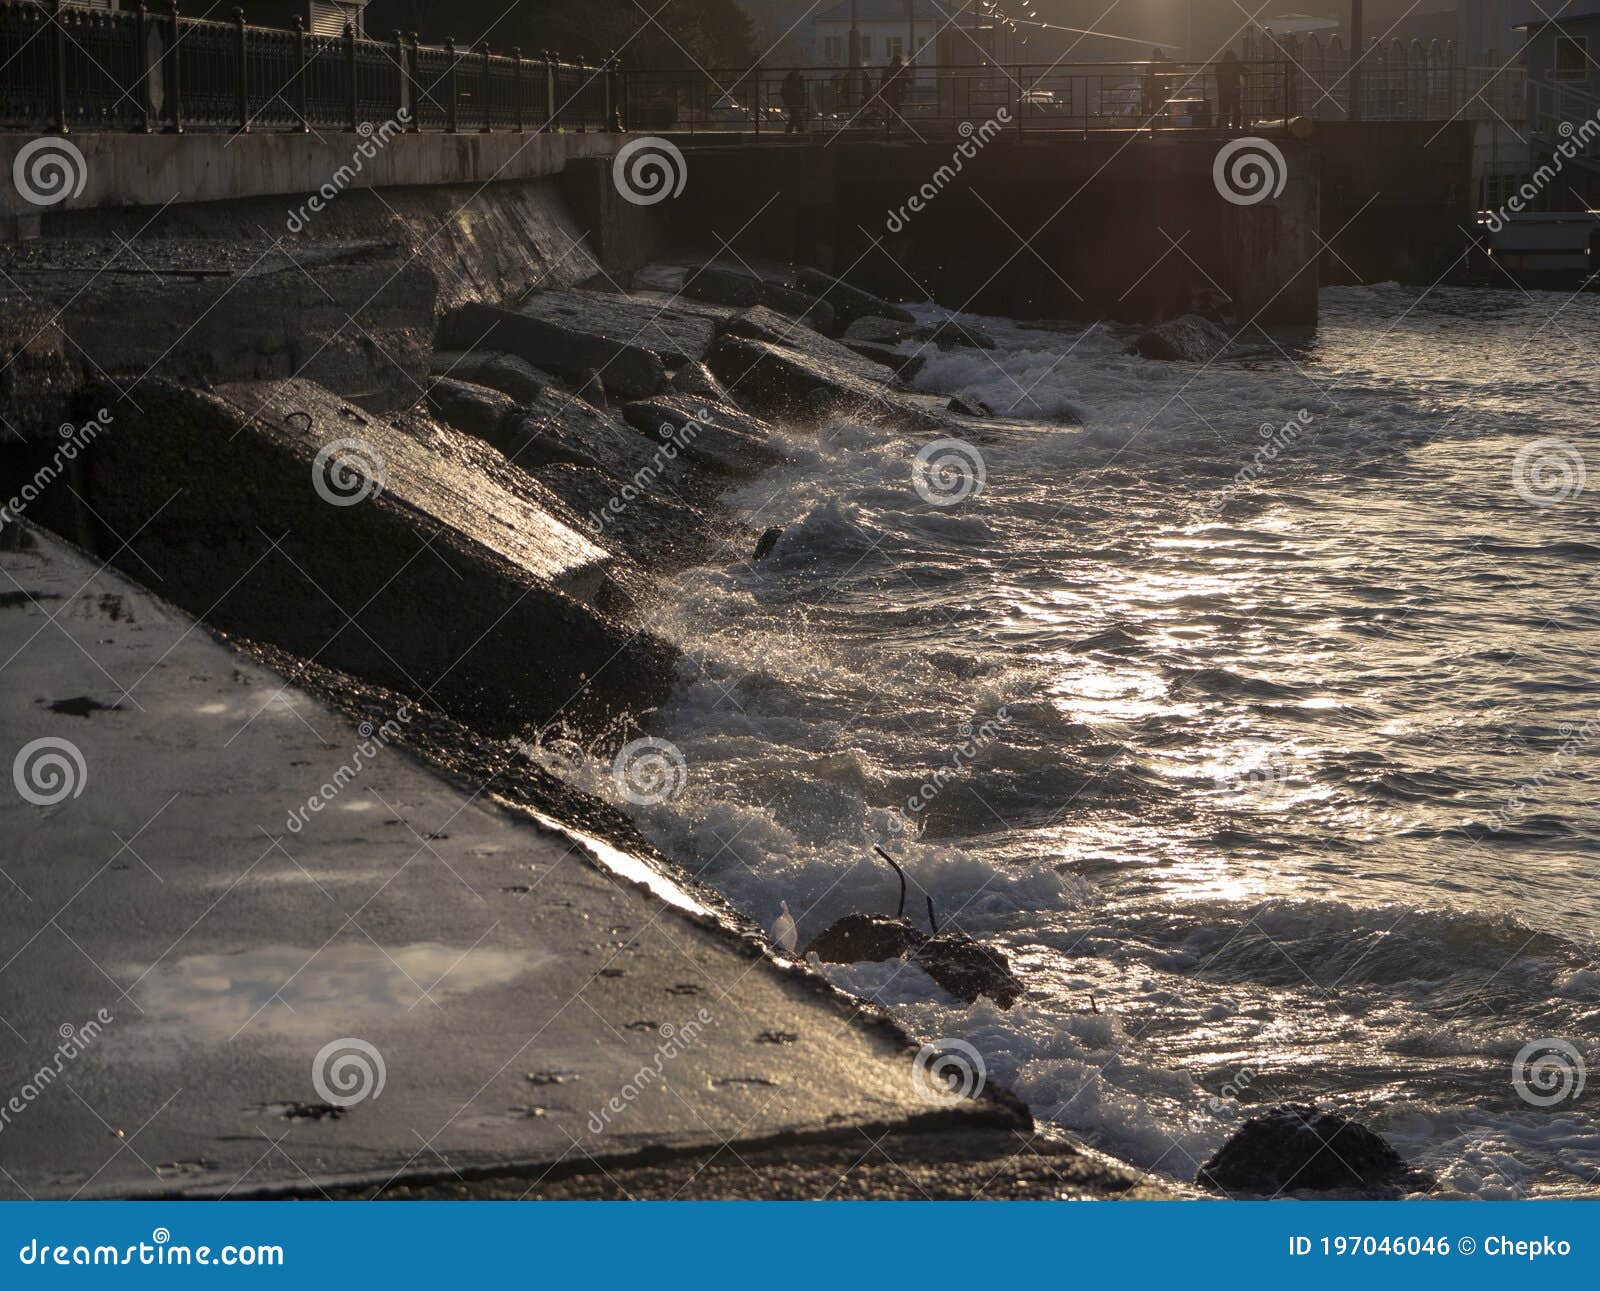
[553,284,1600,1197]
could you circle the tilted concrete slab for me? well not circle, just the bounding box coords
[20,376,673,736]
[0,532,1015,1199]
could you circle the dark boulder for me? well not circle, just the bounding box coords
[803,913,927,964]
[516,288,717,366]
[619,396,786,477]
[440,302,666,400]
[1130,314,1231,362]
[846,343,925,381]
[707,335,943,431]
[1197,1105,1428,1196]
[912,932,1022,1008]
[425,378,520,451]
[793,268,916,330]
[670,361,727,402]
[501,389,669,481]
[682,265,765,309]
[753,526,783,561]
[536,462,727,572]
[430,351,550,404]
[947,394,993,418]
[757,282,835,333]
[843,316,920,345]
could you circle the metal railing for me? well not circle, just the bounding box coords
[623,61,1299,137]
[1239,30,1524,123]
[0,0,617,133]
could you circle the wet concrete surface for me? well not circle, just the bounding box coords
[0,530,1013,1199]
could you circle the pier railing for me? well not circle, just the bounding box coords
[0,5,1529,138]
[0,0,617,133]
[623,61,1298,137]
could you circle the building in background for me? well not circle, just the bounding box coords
[245,0,370,36]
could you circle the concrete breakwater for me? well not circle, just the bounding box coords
[0,166,1174,1197]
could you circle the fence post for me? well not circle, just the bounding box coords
[293,16,307,131]
[512,47,523,132]
[480,42,492,132]
[613,55,625,131]
[233,8,248,132]
[345,20,358,130]
[49,0,67,133]
[544,50,556,131]
[408,33,421,131]
[445,37,459,132]
[752,63,761,138]
[603,49,616,132]
[135,2,154,132]
[1014,66,1023,135]
[167,0,183,133]
[393,28,405,123]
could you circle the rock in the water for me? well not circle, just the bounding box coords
[947,394,993,418]
[1197,1105,1428,1196]
[430,350,551,405]
[620,396,786,477]
[536,462,727,571]
[845,342,925,380]
[803,913,927,964]
[753,526,782,561]
[922,320,997,350]
[793,268,916,329]
[669,361,727,401]
[707,335,943,430]
[757,282,835,333]
[912,932,1022,1007]
[843,316,920,345]
[682,265,766,309]
[1130,314,1231,362]
[440,302,667,400]
[501,388,671,480]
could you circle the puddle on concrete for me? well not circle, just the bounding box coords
[133,941,532,1041]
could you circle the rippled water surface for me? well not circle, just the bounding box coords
[562,284,1600,1196]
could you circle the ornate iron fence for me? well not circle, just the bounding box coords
[0,0,618,134]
